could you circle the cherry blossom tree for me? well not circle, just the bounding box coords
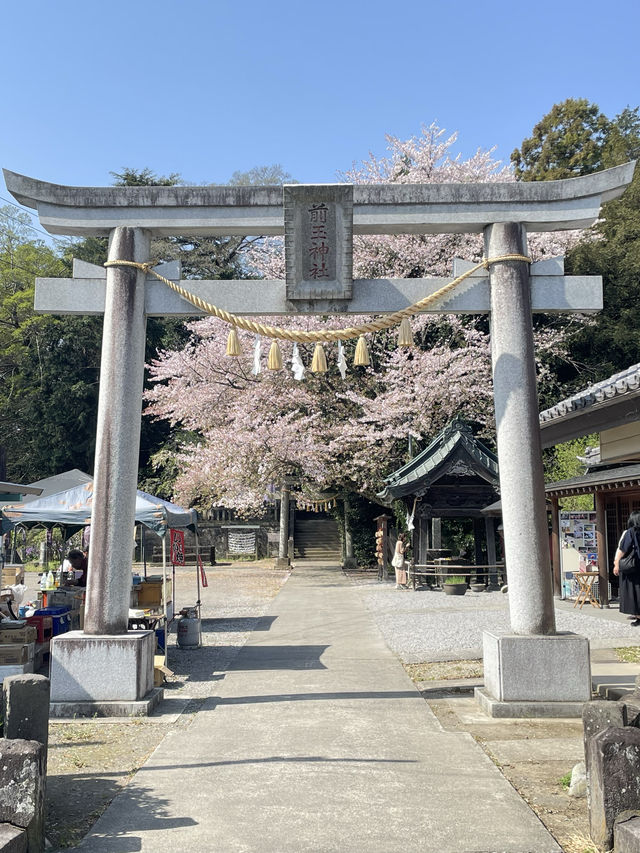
[146,124,579,514]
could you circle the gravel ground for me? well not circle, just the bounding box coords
[346,572,640,662]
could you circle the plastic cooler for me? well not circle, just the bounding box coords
[154,628,163,653]
[33,607,72,636]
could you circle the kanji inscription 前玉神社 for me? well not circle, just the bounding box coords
[284,184,353,303]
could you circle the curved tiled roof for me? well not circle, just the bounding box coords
[379,419,499,501]
[539,363,640,424]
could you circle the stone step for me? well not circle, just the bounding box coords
[294,547,342,557]
[295,543,342,551]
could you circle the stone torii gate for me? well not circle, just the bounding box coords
[4,164,635,716]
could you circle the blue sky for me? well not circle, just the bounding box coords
[2,0,639,216]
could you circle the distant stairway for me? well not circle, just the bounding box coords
[294,518,342,561]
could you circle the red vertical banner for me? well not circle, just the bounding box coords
[170,529,185,566]
[198,554,208,588]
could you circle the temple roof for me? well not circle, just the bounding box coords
[540,363,640,447]
[379,419,499,502]
[545,462,640,497]
[540,362,640,424]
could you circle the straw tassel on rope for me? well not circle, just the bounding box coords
[267,340,283,370]
[226,326,242,357]
[397,317,414,348]
[353,335,370,367]
[311,343,328,373]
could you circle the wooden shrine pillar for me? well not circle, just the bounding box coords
[595,490,609,607]
[431,517,442,550]
[374,514,391,580]
[418,515,429,565]
[473,518,484,566]
[550,496,561,599]
[485,517,498,588]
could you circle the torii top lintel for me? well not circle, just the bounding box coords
[3,162,636,238]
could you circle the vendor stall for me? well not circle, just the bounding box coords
[1,482,199,662]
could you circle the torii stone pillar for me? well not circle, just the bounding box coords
[85,227,150,634]
[486,223,555,635]
[51,227,157,715]
[476,221,589,717]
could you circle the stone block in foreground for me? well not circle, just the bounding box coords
[615,815,640,853]
[2,675,50,763]
[0,824,26,853]
[0,739,45,852]
[587,726,640,850]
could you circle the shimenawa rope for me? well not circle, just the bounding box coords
[104,254,531,344]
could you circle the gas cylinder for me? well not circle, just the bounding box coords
[177,607,201,649]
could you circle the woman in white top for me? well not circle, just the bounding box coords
[392,533,408,589]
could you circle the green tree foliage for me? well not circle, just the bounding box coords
[1,164,286,488]
[514,99,640,383]
[511,98,610,180]
[1,165,293,493]
[228,164,295,186]
[543,436,597,511]
[0,207,103,480]
[110,167,181,186]
[331,494,379,566]
[568,171,640,376]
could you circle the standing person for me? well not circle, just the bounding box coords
[392,533,408,589]
[613,512,640,625]
[62,549,89,587]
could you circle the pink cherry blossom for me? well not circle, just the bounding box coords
[146,123,581,513]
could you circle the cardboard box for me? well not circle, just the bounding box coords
[136,581,171,607]
[0,625,37,645]
[154,654,172,687]
[2,564,24,586]
[0,643,35,665]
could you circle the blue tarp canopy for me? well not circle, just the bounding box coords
[1,481,197,538]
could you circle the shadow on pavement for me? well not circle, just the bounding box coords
[229,644,329,670]
[200,615,277,632]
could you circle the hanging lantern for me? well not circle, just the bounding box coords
[311,343,328,373]
[397,317,414,347]
[354,335,370,366]
[226,326,242,357]
[268,340,283,370]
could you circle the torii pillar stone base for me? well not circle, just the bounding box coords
[475,631,592,718]
[49,631,162,718]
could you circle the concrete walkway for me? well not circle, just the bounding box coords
[75,563,560,853]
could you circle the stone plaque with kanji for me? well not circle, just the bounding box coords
[284,184,353,303]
